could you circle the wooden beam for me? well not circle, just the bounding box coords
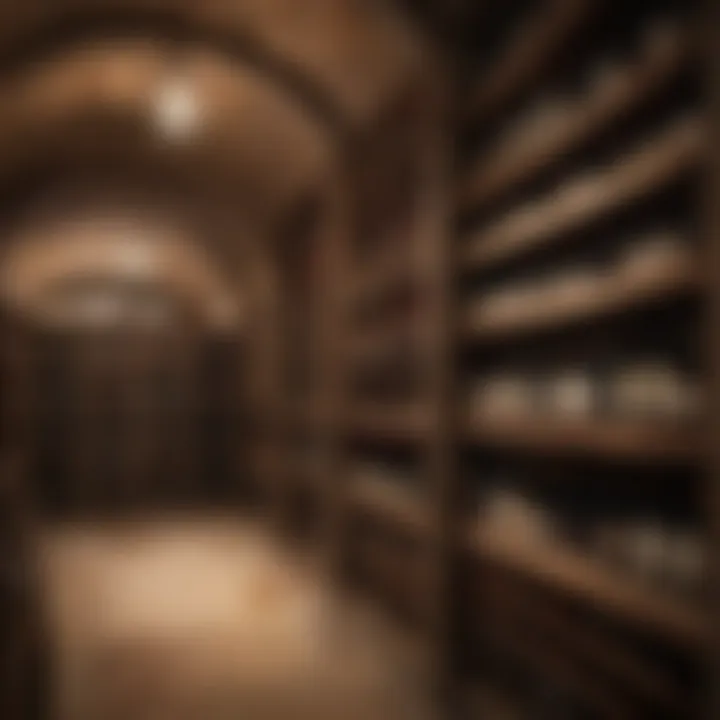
[701,1,720,716]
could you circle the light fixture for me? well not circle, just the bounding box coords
[80,292,123,327]
[152,70,202,142]
[114,241,159,279]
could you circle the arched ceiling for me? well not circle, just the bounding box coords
[0,39,334,228]
[0,0,423,128]
[0,194,244,330]
[0,0,428,329]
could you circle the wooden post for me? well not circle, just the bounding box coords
[314,176,354,572]
[71,332,93,515]
[227,332,246,505]
[704,2,720,716]
[413,73,458,698]
[256,236,290,531]
[0,309,49,720]
[183,332,201,505]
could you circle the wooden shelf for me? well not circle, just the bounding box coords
[465,526,709,650]
[480,581,688,711]
[460,25,690,214]
[347,405,431,443]
[463,261,700,343]
[479,577,689,715]
[331,2,718,708]
[350,479,432,534]
[485,623,633,716]
[464,0,596,128]
[463,416,700,465]
[461,116,703,272]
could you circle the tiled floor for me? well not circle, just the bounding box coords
[37,515,437,720]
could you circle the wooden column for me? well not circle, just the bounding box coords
[122,331,152,510]
[215,333,243,505]
[70,332,92,514]
[249,236,289,528]
[181,332,201,504]
[413,75,457,696]
[314,173,354,572]
[174,332,194,502]
[704,2,720,716]
[0,311,49,719]
[226,333,246,504]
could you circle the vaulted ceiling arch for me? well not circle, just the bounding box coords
[0,39,334,229]
[0,1,430,332]
[0,0,423,133]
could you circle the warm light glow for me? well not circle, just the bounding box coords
[152,75,202,141]
[115,241,159,278]
[78,293,123,327]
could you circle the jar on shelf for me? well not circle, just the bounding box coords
[470,374,536,419]
[542,369,597,419]
[482,487,558,548]
[608,361,701,423]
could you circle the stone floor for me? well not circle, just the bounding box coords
[36,514,438,720]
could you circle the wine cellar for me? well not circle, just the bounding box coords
[0,0,718,718]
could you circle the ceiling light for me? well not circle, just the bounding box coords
[152,74,202,141]
[81,293,123,327]
[115,242,158,278]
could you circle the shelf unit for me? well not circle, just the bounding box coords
[319,75,456,689]
[323,1,717,717]
[463,416,700,466]
[454,2,712,716]
[462,260,701,343]
[463,0,597,129]
[349,477,432,536]
[464,527,708,651]
[459,18,693,212]
[460,114,702,269]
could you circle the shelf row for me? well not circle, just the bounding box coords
[353,236,699,358]
[345,477,707,651]
[464,252,699,343]
[352,254,699,367]
[464,0,596,128]
[460,18,691,213]
[347,407,701,465]
[461,114,702,271]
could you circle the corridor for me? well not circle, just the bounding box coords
[0,1,717,718]
[38,516,434,720]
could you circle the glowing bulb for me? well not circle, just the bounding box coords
[115,242,158,278]
[82,293,122,326]
[153,76,201,141]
